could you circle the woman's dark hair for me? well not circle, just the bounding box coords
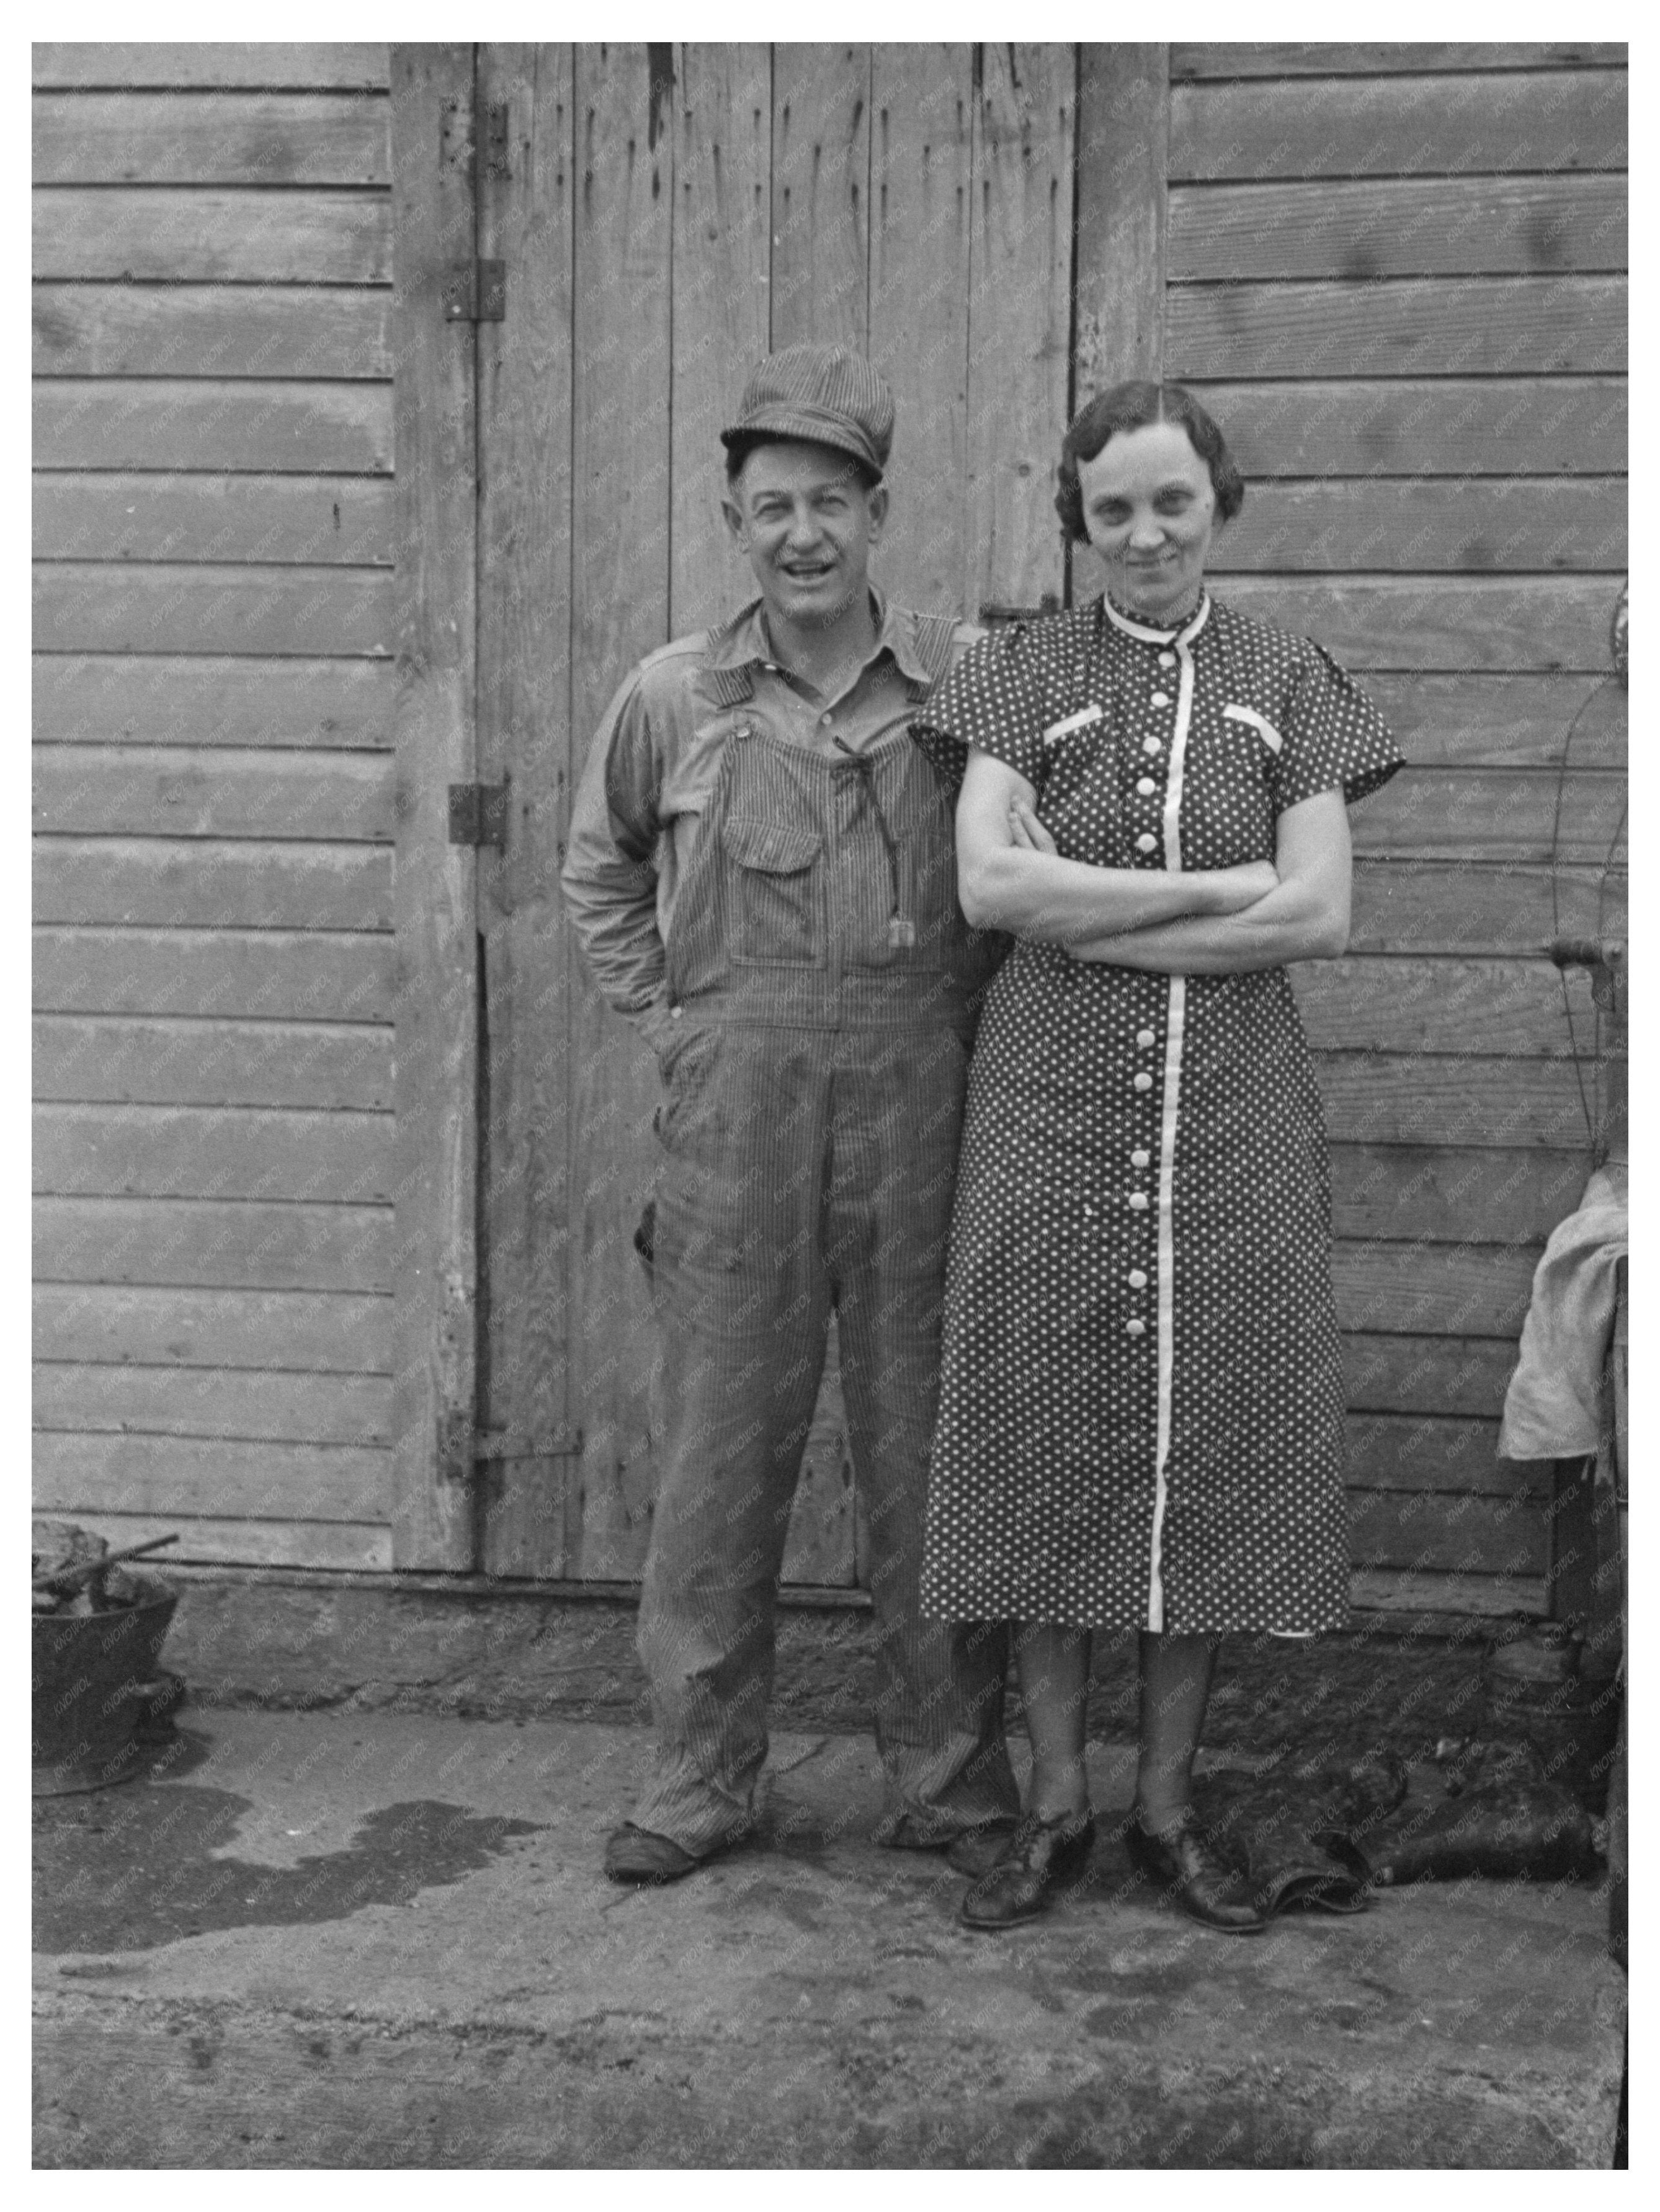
[723,431,881,494]
[1054,381,1244,544]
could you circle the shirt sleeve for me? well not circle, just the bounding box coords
[1270,642,1406,814]
[560,668,674,1050]
[911,624,1047,794]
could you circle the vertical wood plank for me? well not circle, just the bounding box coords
[567,41,673,1579]
[389,44,479,1568]
[966,42,1076,613]
[870,44,974,617]
[669,43,771,635]
[1073,44,1167,398]
[475,43,577,1577]
[770,45,870,348]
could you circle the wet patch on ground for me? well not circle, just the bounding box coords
[34,1778,543,1953]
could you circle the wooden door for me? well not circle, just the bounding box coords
[468,42,1083,1580]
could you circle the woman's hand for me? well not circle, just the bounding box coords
[1008,796,1057,855]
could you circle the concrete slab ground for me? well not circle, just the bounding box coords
[33,1708,1623,2169]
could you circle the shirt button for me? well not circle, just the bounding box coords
[1135,832,1157,854]
[1143,737,1161,756]
[1158,652,1176,669]
[670,1006,684,1020]
[1136,1028,1155,1048]
[1128,1190,1149,1210]
[1125,1318,1146,1337]
[1135,777,1156,796]
[1133,1072,1153,1092]
[1128,1269,1148,1288]
[1150,690,1171,707]
[1131,1148,1150,1168]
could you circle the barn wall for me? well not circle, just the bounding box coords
[32,42,397,1570]
[1155,40,1628,1618]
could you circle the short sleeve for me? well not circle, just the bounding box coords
[911,625,1047,793]
[1270,643,1405,814]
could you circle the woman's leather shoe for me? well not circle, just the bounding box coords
[960,1809,1096,1930]
[1127,1813,1267,1934]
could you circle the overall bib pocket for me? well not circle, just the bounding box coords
[723,814,824,967]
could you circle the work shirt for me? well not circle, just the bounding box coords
[561,591,982,1053]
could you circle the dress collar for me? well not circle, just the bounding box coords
[1099,589,1212,650]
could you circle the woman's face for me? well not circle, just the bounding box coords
[1076,420,1216,622]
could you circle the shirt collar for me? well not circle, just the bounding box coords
[703,587,937,702]
[1099,588,1212,650]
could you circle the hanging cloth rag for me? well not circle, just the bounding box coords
[1499,1162,1627,1463]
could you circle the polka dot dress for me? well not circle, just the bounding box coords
[916,591,1404,1634]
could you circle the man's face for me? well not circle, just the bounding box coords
[721,440,888,628]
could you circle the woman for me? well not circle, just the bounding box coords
[917,382,1403,1934]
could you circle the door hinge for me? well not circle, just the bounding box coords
[442,259,507,324]
[448,782,509,850]
[483,100,511,179]
[473,1429,584,1464]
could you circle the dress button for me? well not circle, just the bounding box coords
[1136,1028,1155,1048]
[1128,1269,1148,1289]
[1143,737,1161,756]
[1125,1319,1146,1337]
[1135,832,1157,854]
[1158,652,1176,669]
[1128,1191,1149,1210]
[1133,1072,1153,1092]
[1150,690,1171,707]
[1136,777,1156,796]
[1131,1148,1150,1169]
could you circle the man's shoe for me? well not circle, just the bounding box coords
[1125,1811,1268,1934]
[603,1822,703,1884]
[959,1809,1096,1930]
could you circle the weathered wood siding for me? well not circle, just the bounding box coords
[1153,42,1628,1619]
[32,43,396,1570]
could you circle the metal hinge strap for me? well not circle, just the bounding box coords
[442,259,507,324]
[448,782,508,850]
[473,1430,583,1464]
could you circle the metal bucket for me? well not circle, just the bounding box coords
[1480,1622,1621,1815]
[32,1573,182,1796]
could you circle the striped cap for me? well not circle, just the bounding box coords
[721,344,894,478]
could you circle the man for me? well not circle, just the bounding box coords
[562,344,1016,1882]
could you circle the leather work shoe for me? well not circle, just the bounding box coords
[959,1809,1096,1930]
[603,1821,730,1884]
[1125,1813,1267,1934]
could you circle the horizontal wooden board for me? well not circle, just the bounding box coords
[33,656,395,748]
[34,563,392,658]
[33,379,393,472]
[33,927,394,1020]
[33,188,391,283]
[25,1508,393,1571]
[1207,578,1619,674]
[33,745,394,841]
[33,91,390,185]
[35,1104,394,1203]
[34,1196,393,1292]
[1180,378,1626,472]
[1359,674,1625,772]
[34,474,395,564]
[1171,76,1628,180]
[34,1362,391,1446]
[1329,1146,1592,1245]
[1169,46,1626,79]
[1215,478,1625,574]
[33,44,391,90]
[1332,1241,1539,1338]
[33,1015,392,1110]
[1297,958,1599,1056]
[33,1283,391,1373]
[1170,177,1627,282]
[1349,1568,1545,1620]
[1350,860,1625,957]
[1318,1054,1600,1149]
[1342,1332,1521,1418]
[1349,769,1626,863]
[1346,1414,1537,1498]
[1347,1488,1546,1577]
[33,840,392,930]
[33,1429,389,1522]
[33,285,392,378]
